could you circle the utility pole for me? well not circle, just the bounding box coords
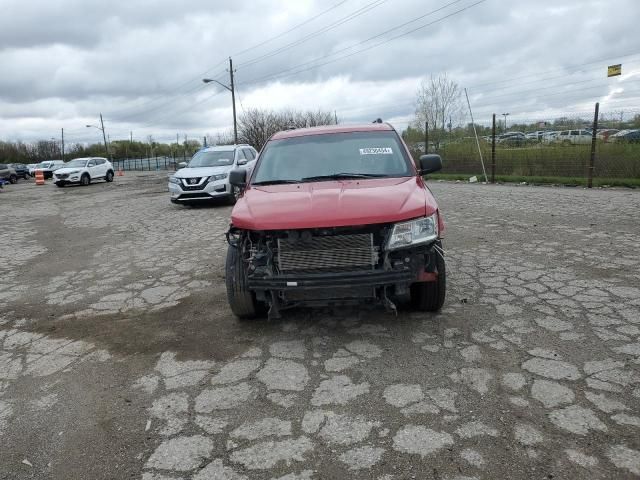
[229,57,238,144]
[334,110,338,124]
[130,131,133,143]
[203,136,207,147]
[61,128,65,162]
[203,57,238,144]
[99,113,111,160]
[424,121,429,154]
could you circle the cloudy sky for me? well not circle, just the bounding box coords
[1,0,639,145]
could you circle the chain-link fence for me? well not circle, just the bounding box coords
[112,156,177,172]
[408,105,640,184]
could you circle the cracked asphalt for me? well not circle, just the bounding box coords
[1,172,639,479]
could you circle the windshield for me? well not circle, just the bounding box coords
[188,150,234,168]
[37,162,51,168]
[252,131,413,184]
[64,159,88,168]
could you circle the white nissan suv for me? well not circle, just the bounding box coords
[53,157,115,187]
[168,144,258,205]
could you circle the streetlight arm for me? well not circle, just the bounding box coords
[202,78,232,91]
[86,124,103,131]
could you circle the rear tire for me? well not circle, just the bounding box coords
[80,174,90,186]
[410,241,446,312]
[9,175,17,184]
[105,170,114,182]
[225,241,264,319]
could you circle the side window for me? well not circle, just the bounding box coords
[0,164,6,169]
[88,160,96,167]
[243,149,255,160]
[560,132,568,136]
[96,159,105,165]
[236,149,248,163]
[570,130,578,135]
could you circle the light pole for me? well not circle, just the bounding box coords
[86,113,111,160]
[203,57,237,144]
[502,113,510,132]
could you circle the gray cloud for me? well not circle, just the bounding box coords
[1,0,639,143]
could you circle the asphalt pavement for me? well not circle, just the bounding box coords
[1,172,639,479]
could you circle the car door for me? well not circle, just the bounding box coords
[95,159,107,177]
[87,159,98,178]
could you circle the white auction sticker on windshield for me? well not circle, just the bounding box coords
[359,147,393,155]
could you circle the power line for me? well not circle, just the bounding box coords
[238,0,486,87]
[240,0,466,85]
[103,1,351,121]
[236,0,390,69]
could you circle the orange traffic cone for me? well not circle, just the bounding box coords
[35,170,45,185]
[117,168,124,176]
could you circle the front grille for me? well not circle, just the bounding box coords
[181,178,208,191]
[277,233,379,273]
[56,174,69,179]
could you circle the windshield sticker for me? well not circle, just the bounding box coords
[359,147,393,155]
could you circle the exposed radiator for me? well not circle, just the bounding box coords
[277,233,379,272]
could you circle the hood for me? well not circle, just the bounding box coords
[54,167,82,174]
[232,177,437,230]
[173,166,231,178]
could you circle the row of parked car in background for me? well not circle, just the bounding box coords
[485,128,640,146]
[0,158,115,187]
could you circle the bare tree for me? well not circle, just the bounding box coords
[239,108,336,150]
[413,73,465,148]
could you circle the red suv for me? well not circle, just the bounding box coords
[225,123,445,319]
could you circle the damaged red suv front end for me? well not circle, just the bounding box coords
[225,123,446,319]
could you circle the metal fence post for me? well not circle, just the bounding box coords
[588,102,599,188]
[491,114,497,183]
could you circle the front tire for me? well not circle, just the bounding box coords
[80,174,90,186]
[228,185,239,205]
[410,241,446,312]
[225,241,264,319]
[55,182,65,188]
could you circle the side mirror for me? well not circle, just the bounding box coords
[419,154,442,175]
[178,162,188,168]
[229,168,247,187]
[237,159,248,166]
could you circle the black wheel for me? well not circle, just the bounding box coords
[105,170,114,182]
[170,198,178,204]
[55,182,65,188]
[225,241,264,319]
[80,174,90,186]
[9,175,17,184]
[410,241,446,312]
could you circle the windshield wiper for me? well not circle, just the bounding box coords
[301,173,389,182]
[252,179,300,186]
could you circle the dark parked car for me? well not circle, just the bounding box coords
[609,129,640,143]
[0,164,18,183]
[497,132,526,146]
[9,163,30,179]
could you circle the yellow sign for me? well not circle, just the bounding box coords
[608,64,622,77]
